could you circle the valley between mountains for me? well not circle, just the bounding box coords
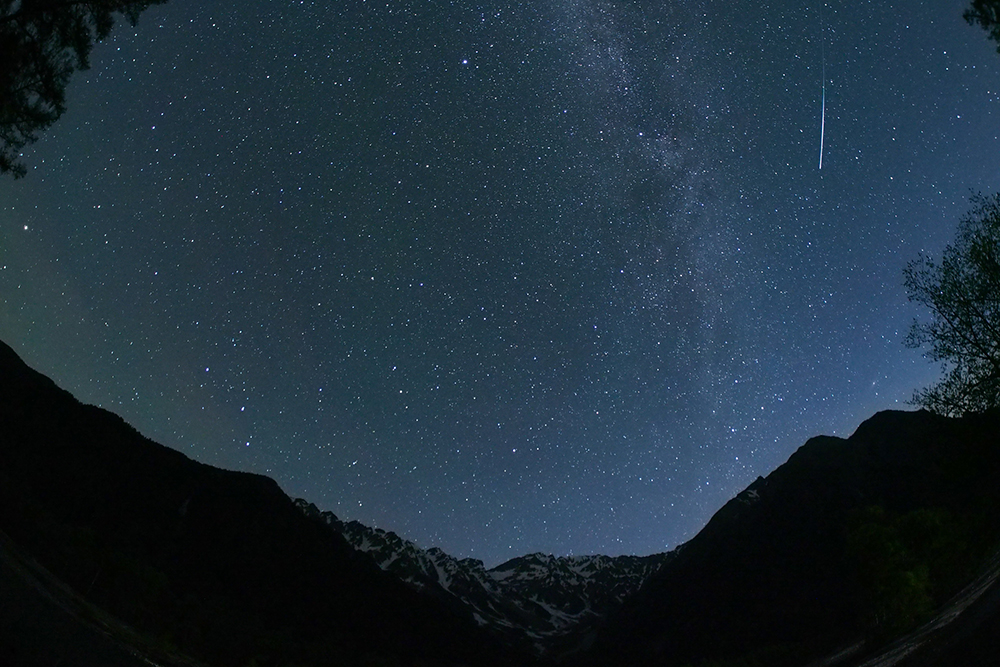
[295,498,669,656]
[2,336,1000,667]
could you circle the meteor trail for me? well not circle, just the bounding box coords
[818,2,826,170]
[819,86,825,170]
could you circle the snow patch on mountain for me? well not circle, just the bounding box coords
[294,499,672,653]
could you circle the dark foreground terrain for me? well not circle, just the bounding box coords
[2,336,1000,667]
[855,549,1000,667]
[0,526,171,667]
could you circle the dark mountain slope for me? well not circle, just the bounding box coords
[0,339,531,667]
[296,498,670,656]
[584,409,1000,667]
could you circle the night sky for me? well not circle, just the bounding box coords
[1,0,998,567]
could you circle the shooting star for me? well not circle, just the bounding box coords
[819,86,825,170]
[818,2,826,170]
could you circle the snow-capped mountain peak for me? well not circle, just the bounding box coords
[294,499,672,654]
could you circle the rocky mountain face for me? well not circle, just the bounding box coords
[584,409,1000,667]
[295,499,670,654]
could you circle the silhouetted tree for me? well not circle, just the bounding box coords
[0,0,166,178]
[904,193,1000,416]
[965,1,1000,52]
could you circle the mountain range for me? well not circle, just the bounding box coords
[295,498,670,655]
[2,336,1000,667]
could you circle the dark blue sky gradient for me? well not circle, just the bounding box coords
[1,0,998,566]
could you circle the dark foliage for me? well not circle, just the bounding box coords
[965,0,1000,52]
[846,505,983,639]
[904,193,1000,415]
[0,0,166,177]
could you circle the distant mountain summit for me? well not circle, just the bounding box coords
[295,499,669,654]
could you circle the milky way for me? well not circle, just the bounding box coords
[1,0,997,566]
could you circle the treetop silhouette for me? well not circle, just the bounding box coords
[965,1,1000,52]
[905,193,1000,416]
[0,0,166,178]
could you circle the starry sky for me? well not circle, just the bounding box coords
[1,0,998,567]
